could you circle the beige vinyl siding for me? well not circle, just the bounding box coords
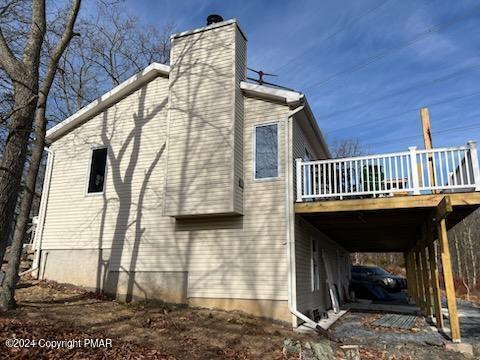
[41,74,291,300]
[163,22,245,217]
[292,117,350,317]
[233,26,247,214]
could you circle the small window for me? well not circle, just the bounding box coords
[311,238,320,291]
[254,123,279,179]
[87,147,108,194]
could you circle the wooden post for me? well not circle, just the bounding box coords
[415,248,426,312]
[438,218,461,342]
[420,107,436,190]
[404,252,412,299]
[420,242,433,318]
[428,238,444,330]
[421,107,433,149]
[408,251,416,301]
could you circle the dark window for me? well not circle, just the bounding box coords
[254,124,278,179]
[87,147,107,194]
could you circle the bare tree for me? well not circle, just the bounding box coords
[49,2,173,123]
[0,0,172,308]
[0,0,81,309]
[0,0,49,263]
[330,138,364,158]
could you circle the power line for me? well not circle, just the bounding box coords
[273,0,392,74]
[326,89,480,134]
[304,3,480,91]
[315,63,480,120]
[363,123,480,148]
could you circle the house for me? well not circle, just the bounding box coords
[32,16,480,336]
[33,17,350,328]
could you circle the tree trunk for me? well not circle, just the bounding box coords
[0,82,38,264]
[0,99,46,309]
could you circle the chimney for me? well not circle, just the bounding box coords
[164,17,247,217]
[206,14,224,25]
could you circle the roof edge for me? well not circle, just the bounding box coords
[171,19,247,42]
[240,81,303,106]
[46,62,170,143]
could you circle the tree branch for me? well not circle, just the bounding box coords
[39,0,81,99]
[21,0,46,73]
[0,27,20,77]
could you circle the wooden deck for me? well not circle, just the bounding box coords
[295,192,480,214]
[295,192,480,342]
[294,193,480,252]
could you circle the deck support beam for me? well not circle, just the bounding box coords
[414,248,426,313]
[410,249,419,304]
[437,218,461,342]
[404,252,413,301]
[427,237,444,331]
[432,196,460,342]
[419,238,433,318]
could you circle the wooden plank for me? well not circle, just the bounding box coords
[420,107,436,190]
[435,196,453,221]
[414,250,426,312]
[437,218,461,342]
[409,249,418,303]
[428,239,444,330]
[294,192,480,214]
[420,242,433,318]
[404,252,412,299]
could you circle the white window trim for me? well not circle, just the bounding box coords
[85,145,108,196]
[253,122,280,181]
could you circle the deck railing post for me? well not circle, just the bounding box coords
[409,146,420,195]
[295,158,303,202]
[468,140,480,191]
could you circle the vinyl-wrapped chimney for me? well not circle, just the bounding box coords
[164,18,247,217]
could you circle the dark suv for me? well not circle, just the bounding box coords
[351,265,406,292]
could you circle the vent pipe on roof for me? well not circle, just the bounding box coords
[206,14,223,25]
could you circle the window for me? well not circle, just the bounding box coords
[311,237,320,291]
[254,123,278,179]
[87,147,108,194]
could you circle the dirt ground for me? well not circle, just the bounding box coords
[0,278,473,359]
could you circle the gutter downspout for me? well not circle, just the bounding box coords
[20,146,54,277]
[285,102,321,331]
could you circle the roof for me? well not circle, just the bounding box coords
[240,81,331,158]
[239,82,304,105]
[46,63,170,142]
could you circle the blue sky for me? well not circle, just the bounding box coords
[121,0,480,154]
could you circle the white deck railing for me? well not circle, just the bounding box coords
[296,141,480,202]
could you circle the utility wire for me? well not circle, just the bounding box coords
[326,89,480,134]
[364,123,480,148]
[315,63,480,120]
[304,3,480,91]
[273,0,392,74]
